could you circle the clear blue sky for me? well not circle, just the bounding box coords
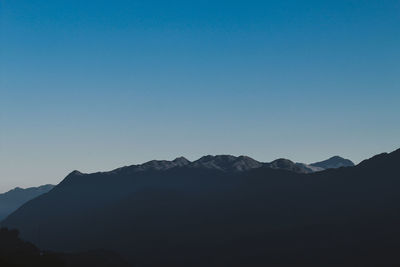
[1,0,399,191]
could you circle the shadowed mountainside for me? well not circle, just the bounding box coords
[3,151,398,266]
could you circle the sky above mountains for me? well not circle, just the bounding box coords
[1,0,399,191]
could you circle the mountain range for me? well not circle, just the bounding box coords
[106,154,354,174]
[7,151,400,266]
[0,156,352,223]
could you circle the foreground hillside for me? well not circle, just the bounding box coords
[0,228,130,267]
[2,150,399,266]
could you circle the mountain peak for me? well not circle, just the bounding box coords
[310,156,354,169]
[172,157,191,166]
[191,155,262,172]
[329,156,346,161]
[115,157,191,173]
[69,170,84,176]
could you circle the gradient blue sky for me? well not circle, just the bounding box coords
[1,0,399,192]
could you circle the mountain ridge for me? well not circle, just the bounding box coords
[2,148,399,266]
[0,184,54,221]
[70,154,354,177]
[310,155,355,169]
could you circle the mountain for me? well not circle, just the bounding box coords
[190,155,263,172]
[267,158,308,173]
[91,154,347,176]
[3,150,399,266]
[310,155,354,169]
[293,156,354,173]
[0,185,54,221]
[106,155,311,175]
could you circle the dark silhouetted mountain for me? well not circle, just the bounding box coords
[310,155,354,169]
[103,154,346,176]
[294,155,354,173]
[2,149,400,266]
[110,157,191,174]
[266,158,308,173]
[0,185,54,221]
[190,155,263,172]
[0,228,130,267]
[107,155,306,175]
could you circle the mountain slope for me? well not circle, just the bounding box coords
[0,185,54,221]
[3,150,400,266]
